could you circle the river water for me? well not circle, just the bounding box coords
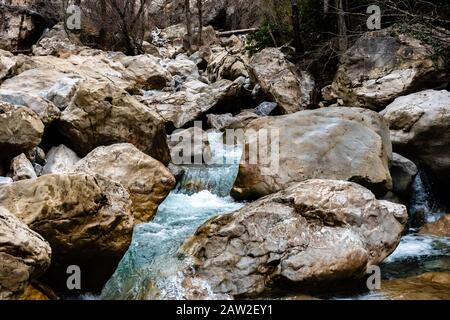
[100,133,449,300]
[101,132,244,299]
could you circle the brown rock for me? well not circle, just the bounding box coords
[249,48,315,113]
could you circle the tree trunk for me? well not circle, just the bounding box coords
[184,0,193,52]
[197,0,203,45]
[336,0,348,53]
[291,0,303,53]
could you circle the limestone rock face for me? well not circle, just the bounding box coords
[0,207,51,300]
[381,90,450,187]
[41,144,80,175]
[73,144,176,223]
[249,48,315,114]
[0,173,134,292]
[58,79,171,164]
[9,153,37,181]
[182,179,407,298]
[0,101,44,161]
[327,30,448,110]
[232,107,393,200]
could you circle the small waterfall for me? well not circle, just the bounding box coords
[100,132,244,300]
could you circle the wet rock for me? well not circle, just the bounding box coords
[73,144,176,223]
[255,102,277,116]
[419,215,450,237]
[140,78,245,129]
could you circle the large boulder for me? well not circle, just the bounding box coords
[58,79,171,164]
[73,144,176,223]
[326,29,448,110]
[232,107,393,200]
[141,78,245,129]
[249,48,315,114]
[0,101,44,161]
[0,207,51,300]
[0,173,134,292]
[41,144,80,175]
[181,179,407,298]
[381,90,450,187]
